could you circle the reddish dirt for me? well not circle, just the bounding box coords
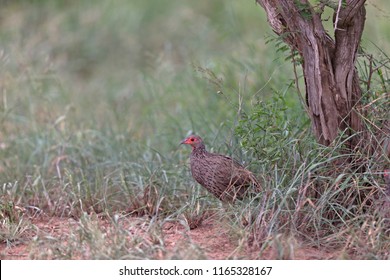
[0,214,334,260]
[0,216,79,260]
[163,216,251,259]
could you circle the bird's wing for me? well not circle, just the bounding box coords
[209,152,244,168]
[208,153,257,185]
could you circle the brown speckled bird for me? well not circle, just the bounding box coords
[181,135,260,202]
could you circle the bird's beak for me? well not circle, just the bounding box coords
[180,138,187,145]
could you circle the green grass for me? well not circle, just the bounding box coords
[0,0,389,259]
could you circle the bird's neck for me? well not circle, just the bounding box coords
[192,144,207,156]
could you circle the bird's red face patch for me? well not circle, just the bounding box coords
[181,135,202,146]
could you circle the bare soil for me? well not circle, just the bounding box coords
[0,214,335,260]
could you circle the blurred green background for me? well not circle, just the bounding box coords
[1,0,389,145]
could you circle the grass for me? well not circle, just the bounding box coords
[0,0,389,259]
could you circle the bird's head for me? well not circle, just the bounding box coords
[180,135,204,149]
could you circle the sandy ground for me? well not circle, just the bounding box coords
[0,214,334,260]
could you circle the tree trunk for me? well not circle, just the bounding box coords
[256,0,366,146]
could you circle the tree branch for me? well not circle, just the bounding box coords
[333,1,366,134]
[256,0,365,145]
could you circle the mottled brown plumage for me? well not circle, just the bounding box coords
[181,135,260,201]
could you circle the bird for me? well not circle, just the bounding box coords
[181,135,260,202]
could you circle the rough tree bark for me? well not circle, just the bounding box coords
[256,0,366,147]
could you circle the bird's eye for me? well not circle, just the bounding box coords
[190,138,194,142]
